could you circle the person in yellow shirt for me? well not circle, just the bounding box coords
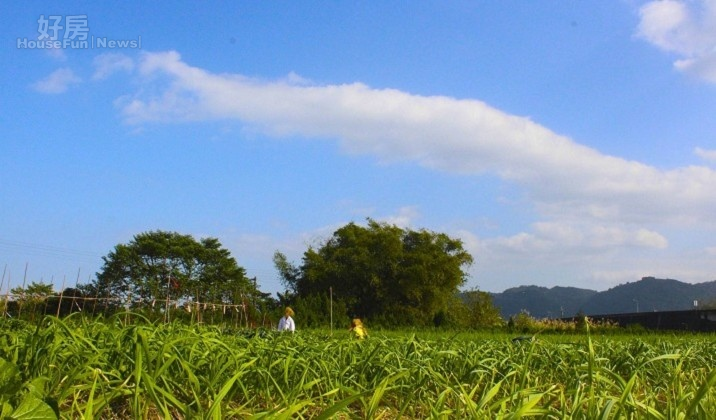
[349,318,368,339]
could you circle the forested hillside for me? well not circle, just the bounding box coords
[491,277,716,319]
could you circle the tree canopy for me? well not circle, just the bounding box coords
[275,219,475,326]
[93,231,258,306]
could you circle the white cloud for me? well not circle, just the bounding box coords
[637,0,716,82]
[92,53,134,80]
[379,206,420,228]
[675,52,716,82]
[453,222,677,292]
[634,228,669,249]
[117,51,716,230]
[482,222,667,256]
[32,68,81,93]
[282,71,313,86]
[695,147,716,162]
[455,225,715,293]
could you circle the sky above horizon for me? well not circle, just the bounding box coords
[2,1,716,297]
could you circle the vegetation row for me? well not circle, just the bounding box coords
[0,314,714,418]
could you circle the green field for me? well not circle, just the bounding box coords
[1,314,714,419]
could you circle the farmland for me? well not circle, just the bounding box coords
[1,314,715,419]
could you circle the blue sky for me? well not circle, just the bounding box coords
[2,1,716,296]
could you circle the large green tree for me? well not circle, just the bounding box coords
[275,219,474,326]
[94,231,257,306]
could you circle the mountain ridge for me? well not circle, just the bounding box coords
[490,277,716,319]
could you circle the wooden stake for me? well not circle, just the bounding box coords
[18,262,28,318]
[71,268,80,314]
[56,275,66,318]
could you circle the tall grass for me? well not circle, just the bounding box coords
[0,314,713,418]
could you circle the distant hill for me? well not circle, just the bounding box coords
[490,285,597,319]
[490,277,716,319]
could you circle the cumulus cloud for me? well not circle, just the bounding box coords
[118,51,716,230]
[92,53,134,80]
[32,68,81,93]
[637,0,716,82]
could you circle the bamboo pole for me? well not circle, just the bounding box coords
[43,275,53,316]
[92,273,100,316]
[71,268,80,314]
[18,262,28,318]
[56,275,66,317]
[3,271,10,318]
[0,265,6,296]
[0,266,6,318]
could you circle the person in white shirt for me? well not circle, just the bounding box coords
[278,307,295,332]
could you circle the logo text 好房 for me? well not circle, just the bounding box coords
[17,15,141,50]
